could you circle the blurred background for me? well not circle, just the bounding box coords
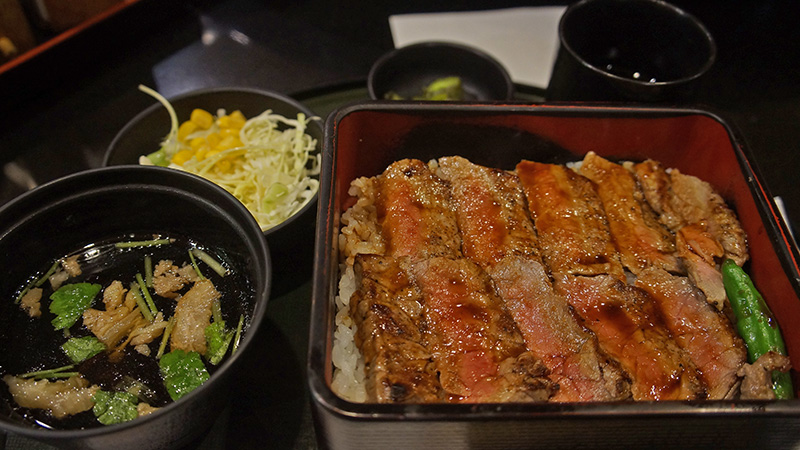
[1,0,798,216]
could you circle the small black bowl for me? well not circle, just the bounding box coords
[546,0,716,102]
[105,87,322,294]
[368,42,515,101]
[0,166,270,449]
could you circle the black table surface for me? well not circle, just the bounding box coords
[1,0,799,448]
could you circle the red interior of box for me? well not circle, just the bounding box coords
[331,105,800,395]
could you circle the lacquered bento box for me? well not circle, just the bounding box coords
[308,102,800,450]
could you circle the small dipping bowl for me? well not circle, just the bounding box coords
[368,42,515,101]
[0,166,270,449]
[546,0,716,102]
[105,87,322,294]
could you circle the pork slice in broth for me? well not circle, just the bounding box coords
[170,279,220,355]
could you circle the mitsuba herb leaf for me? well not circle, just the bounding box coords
[49,283,101,330]
[205,321,234,365]
[159,350,210,401]
[62,336,106,363]
[92,390,139,425]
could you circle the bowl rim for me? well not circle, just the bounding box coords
[367,41,515,101]
[0,165,272,440]
[103,86,323,236]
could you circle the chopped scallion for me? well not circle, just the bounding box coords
[232,314,244,354]
[188,250,205,280]
[212,299,223,325]
[144,256,153,288]
[157,317,175,359]
[15,260,60,304]
[115,238,172,249]
[130,283,154,323]
[36,261,60,287]
[20,364,76,379]
[191,248,228,277]
[34,372,80,380]
[135,273,158,318]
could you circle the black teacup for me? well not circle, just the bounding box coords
[547,0,716,102]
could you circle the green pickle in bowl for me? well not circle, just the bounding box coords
[384,76,465,101]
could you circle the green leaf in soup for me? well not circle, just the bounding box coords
[49,283,102,330]
[92,390,139,425]
[62,336,106,364]
[159,349,210,401]
[205,321,234,366]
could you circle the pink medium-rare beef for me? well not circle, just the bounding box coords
[555,273,706,400]
[635,268,747,400]
[437,156,629,401]
[436,156,539,267]
[489,256,631,401]
[675,223,725,265]
[350,254,442,403]
[632,159,748,266]
[670,169,748,265]
[631,158,683,230]
[412,257,556,402]
[375,159,462,260]
[675,224,727,310]
[633,159,747,309]
[516,160,625,280]
[579,152,681,275]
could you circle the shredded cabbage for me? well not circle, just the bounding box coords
[137,86,320,231]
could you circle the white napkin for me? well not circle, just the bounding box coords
[389,7,567,89]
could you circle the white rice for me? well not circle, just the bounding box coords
[330,264,367,402]
[330,177,384,402]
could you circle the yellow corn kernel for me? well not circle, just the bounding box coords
[189,137,206,151]
[189,109,214,129]
[216,115,232,129]
[219,127,240,139]
[204,132,221,147]
[205,149,222,160]
[171,149,195,166]
[195,145,210,161]
[216,159,232,173]
[229,110,247,127]
[217,111,246,129]
[217,136,243,151]
[177,121,198,141]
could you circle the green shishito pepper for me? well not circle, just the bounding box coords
[721,259,793,399]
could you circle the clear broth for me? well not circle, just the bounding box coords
[0,233,255,430]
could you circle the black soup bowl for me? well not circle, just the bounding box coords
[105,87,322,294]
[0,166,270,449]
